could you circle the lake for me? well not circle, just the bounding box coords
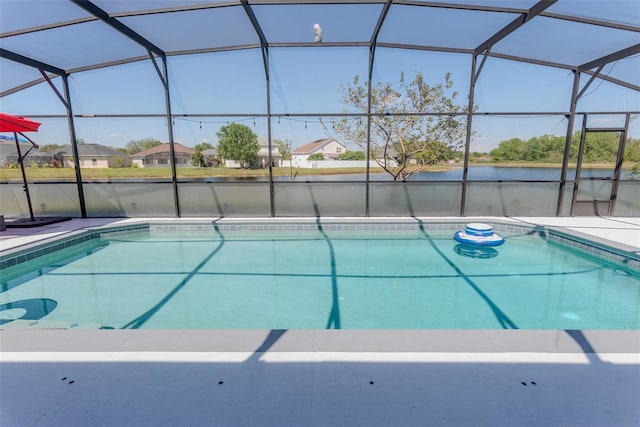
[190,166,633,183]
[266,166,628,182]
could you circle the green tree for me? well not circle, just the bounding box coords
[489,131,633,164]
[523,135,564,162]
[469,151,490,162]
[332,71,467,181]
[191,142,214,167]
[308,152,325,161]
[624,137,640,178]
[191,151,204,167]
[414,141,453,165]
[39,144,64,152]
[111,157,127,168]
[273,139,292,160]
[216,123,259,168]
[194,142,213,152]
[624,137,640,162]
[125,137,162,154]
[490,138,526,161]
[337,150,366,160]
[570,131,620,163]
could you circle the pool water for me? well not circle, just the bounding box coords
[1,226,639,329]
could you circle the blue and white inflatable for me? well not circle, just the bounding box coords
[453,223,505,247]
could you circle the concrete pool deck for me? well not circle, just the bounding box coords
[1,216,639,426]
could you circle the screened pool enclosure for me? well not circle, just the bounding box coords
[1,0,639,218]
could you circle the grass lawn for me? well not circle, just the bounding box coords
[0,166,384,181]
[0,162,625,182]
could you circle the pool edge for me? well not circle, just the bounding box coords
[1,329,638,354]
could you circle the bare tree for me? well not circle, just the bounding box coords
[332,72,467,181]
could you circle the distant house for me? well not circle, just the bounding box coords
[132,143,194,167]
[3,139,54,167]
[223,138,282,168]
[257,138,282,168]
[5,143,130,168]
[58,144,131,168]
[0,141,32,167]
[5,148,57,167]
[201,148,221,167]
[291,138,346,162]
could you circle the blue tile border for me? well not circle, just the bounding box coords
[98,224,150,238]
[0,224,150,271]
[146,222,533,235]
[546,230,640,273]
[1,232,99,271]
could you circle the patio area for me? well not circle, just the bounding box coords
[1,216,639,427]
[1,1,639,424]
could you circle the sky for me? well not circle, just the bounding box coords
[1,0,639,152]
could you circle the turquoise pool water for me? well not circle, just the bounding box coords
[1,224,639,329]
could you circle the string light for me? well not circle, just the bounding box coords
[172,116,365,128]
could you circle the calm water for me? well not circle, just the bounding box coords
[208,166,627,182]
[1,227,638,330]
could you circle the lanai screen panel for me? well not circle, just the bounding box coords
[546,0,640,26]
[604,56,640,88]
[269,46,370,114]
[251,3,384,43]
[92,0,232,14]
[0,59,44,95]
[0,0,638,219]
[0,0,92,33]
[2,1,639,96]
[492,16,640,67]
[116,6,260,52]
[378,4,520,49]
[69,60,168,115]
[168,50,267,115]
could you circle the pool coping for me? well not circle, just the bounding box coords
[1,329,639,354]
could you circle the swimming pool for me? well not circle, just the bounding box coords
[1,220,639,330]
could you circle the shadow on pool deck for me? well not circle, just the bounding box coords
[1,327,638,427]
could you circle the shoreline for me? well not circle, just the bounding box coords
[0,162,634,182]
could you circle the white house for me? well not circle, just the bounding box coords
[291,138,346,162]
[4,143,131,168]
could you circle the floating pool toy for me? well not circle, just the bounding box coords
[454,223,505,247]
